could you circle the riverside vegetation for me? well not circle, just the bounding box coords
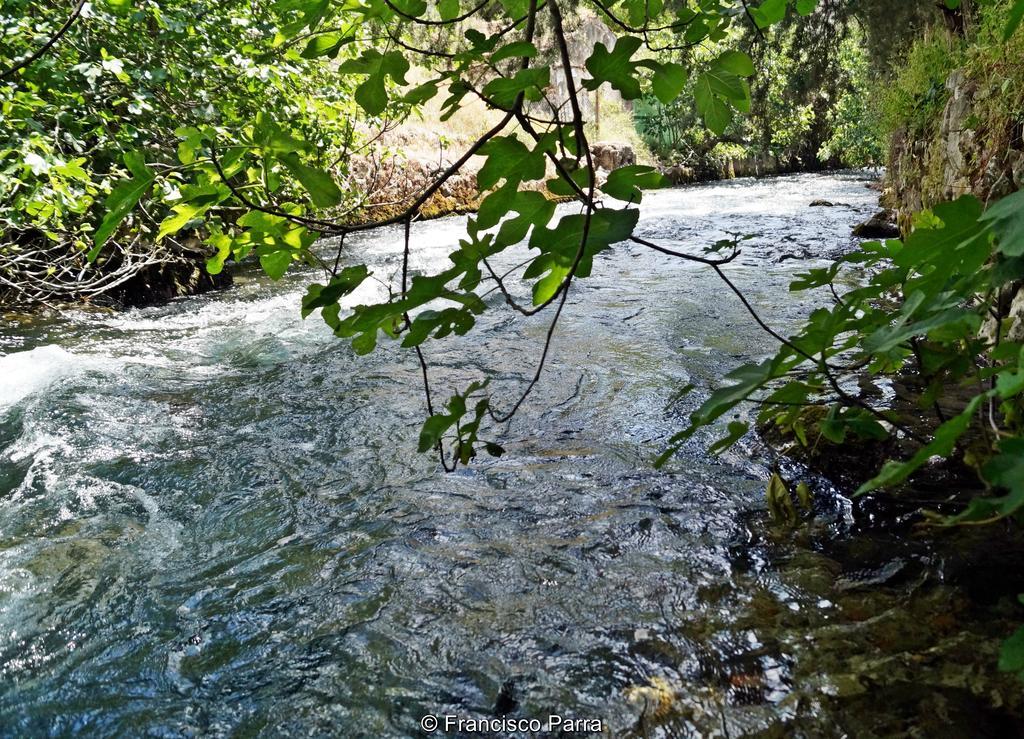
[5,0,1024,713]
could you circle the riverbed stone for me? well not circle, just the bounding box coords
[853,210,900,239]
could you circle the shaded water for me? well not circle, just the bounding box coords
[1,173,1021,737]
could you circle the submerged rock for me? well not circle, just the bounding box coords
[810,199,835,207]
[853,210,901,239]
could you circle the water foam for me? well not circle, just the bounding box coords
[0,345,83,412]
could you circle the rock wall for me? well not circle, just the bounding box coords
[349,149,482,223]
[886,64,1024,346]
[540,16,626,120]
[887,69,1024,231]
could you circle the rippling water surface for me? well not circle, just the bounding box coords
[7,173,1012,737]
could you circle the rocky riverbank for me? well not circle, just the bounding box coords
[886,68,1024,232]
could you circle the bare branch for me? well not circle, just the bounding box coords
[0,0,87,82]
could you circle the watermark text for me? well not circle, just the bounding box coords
[419,714,604,734]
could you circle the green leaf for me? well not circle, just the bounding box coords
[996,349,1024,398]
[238,210,286,232]
[820,406,888,444]
[481,67,549,107]
[402,307,479,347]
[106,0,132,14]
[476,136,546,190]
[706,64,749,103]
[690,58,752,132]
[157,203,211,242]
[123,151,151,179]
[1005,0,1024,40]
[982,190,1024,257]
[896,196,987,269]
[419,412,457,452]
[301,265,371,317]
[491,41,537,64]
[582,36,643,99]
[259,248,294,280]
[694,73,734,134]
[525,208,640,304]
[279,153,342,208]
[390,0,428,17]
[790,263,842,292]
[709,421,749,455]
[716,51,755,78]
[1000,625,1024,674]
[600,165,668,203]
[751,0,788,28]
[796,482,813,509]
[205,232,231,275]
[278,0,330,35]
[437,0,460,21]
[256,115,312,154]
[546,167,592,197]
[91,170,156,258]
[498,0,529,15]
[864,301,980,354]
[796,0,818,15]
[355,77,388,117]
[340,50,411,116]
[301,32,351,59]
[766,473,797,524]
[946,438,1024,524]
[478,187,556,246]
[982,439,1024,513]
[649,61,687,105]
[404,81,439,105]
[676,356,797,443]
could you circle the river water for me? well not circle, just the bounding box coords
[1,173,1021,737]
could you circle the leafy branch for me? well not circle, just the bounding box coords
[92,0,817,469]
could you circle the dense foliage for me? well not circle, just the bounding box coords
[880,0,1024,157]
[6,0,1023,509]
[0,0,358,302]
[634,0,941,170]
